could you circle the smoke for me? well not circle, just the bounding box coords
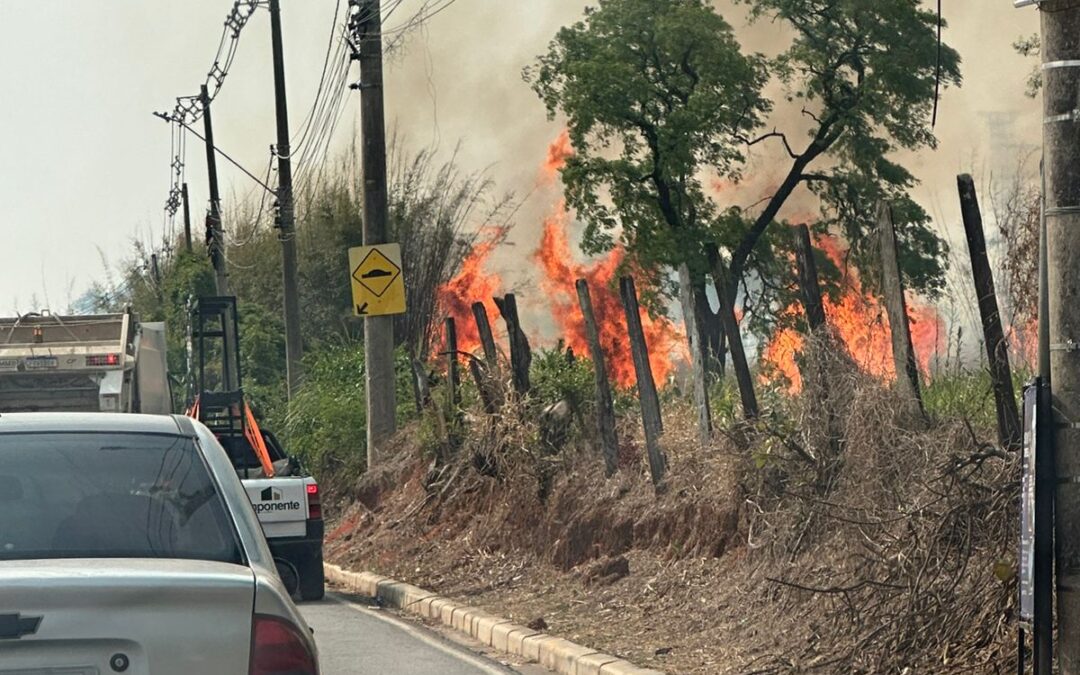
[376,0,1041,364]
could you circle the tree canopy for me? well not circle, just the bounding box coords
[529,0,962,333]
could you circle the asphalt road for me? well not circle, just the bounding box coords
[299,594,533,675]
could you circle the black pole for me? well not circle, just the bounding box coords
[181,182,193,253]
[200,85,227,295]
[1035,160,1054,675]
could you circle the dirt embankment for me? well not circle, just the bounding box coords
[324,385,1019,674]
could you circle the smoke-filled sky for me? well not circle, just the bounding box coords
[0,0,1040,318]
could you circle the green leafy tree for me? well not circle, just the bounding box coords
[528,0,769,281]
[530,0,961,342]
[732,0,961,304]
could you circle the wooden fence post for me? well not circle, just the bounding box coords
[576,279,619,476]
[957,174,1022,450]
[444,317,460,408]
[619,276,666,487]
[792,224,842,467]
[495,293,531,395]
[877,202,926,417]
[793,224,827,331]
[678,264,713,444]
[706,245,759,419]
[471,301,499,370]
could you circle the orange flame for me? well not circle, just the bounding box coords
[762,232,945,393]
[540,129,573,184]
[532,201,683,388]
[437,231,504,355]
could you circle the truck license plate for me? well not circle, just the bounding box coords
[23,357,58,370]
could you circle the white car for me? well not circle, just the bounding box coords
[0,413,319,674]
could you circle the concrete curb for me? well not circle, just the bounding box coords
[325,563,665,675]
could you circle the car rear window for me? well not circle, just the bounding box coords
[0,432,243,564]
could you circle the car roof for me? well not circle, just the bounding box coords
[0,412,184,435]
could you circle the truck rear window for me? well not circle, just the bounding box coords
[0,432,243,564]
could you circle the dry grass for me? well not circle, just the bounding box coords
[324,345,1019,674]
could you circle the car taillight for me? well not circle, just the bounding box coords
[306,483,321,520]
[86,353,120,367]
[250,614,316,675]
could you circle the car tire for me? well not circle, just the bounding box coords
[298,552,325,601]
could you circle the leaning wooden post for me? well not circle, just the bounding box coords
[792,224,827,331]
[677,264,713,444]
[471,302,499,370]
[957,174,1022,450]
[495,293,531,395]
[444,317,461,408]
[706,245,759,419]
[619,276,666,486]
[792,224,842,467]
[467,358,498,414]
[576,279,619,477]
[877,202,926,417]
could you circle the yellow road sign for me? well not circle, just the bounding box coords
[349,243,406,317]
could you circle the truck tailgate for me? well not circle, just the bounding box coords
[243,478,309,538]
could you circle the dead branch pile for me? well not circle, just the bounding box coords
[743,335,1018,673]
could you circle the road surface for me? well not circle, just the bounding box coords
[299,593,542,675]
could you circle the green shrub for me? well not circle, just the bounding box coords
[282,342,416,477]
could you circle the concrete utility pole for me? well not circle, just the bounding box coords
[181,182,193,253]
[200,85,229,296]
[354,0,397,466]
[1043,3,1080,672]
[268,0,304,400]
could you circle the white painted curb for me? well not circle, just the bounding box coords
[325,563,666,675]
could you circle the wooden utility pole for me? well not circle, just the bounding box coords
[268,0,304,400]
[576,279,619,477]
[200,85,228,295]
[876,202,924,417]
[706,245,758,419]
[181,182,193,253]
[354,0,397,465]
[677,264,712,444]
[956,174,1021,451]
[619,276,666,487]
[1043,4,1080,671]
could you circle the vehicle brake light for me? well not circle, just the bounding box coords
[87,353,121,367]
[306,483,321,520]
[250,614,316,675]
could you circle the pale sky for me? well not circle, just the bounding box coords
[0,1,1042,323]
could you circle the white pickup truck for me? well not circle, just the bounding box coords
[215,428,325,601]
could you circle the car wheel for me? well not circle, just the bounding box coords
[298,553,325,601]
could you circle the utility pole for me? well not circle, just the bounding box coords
[1043,3,1080,672]
[353,0,397,466]
[200,85,229,296]
[268,0,304,399]
[181,182,193,253]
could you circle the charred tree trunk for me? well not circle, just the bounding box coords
[576,279,620,477]
[678,264,713,445]
[706,245,759,420]
[619,276,666,487]
[957,174,1022,451]
[495,293,531,395]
